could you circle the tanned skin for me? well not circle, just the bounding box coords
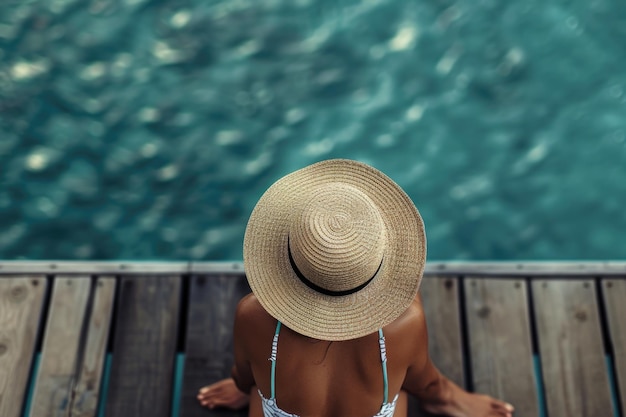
[198,293,514,417]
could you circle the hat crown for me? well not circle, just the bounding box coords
[289,183,386,293]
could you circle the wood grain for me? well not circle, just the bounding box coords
[71,277,116,417]
[601,278,626,416]
[412,276,464,417]
[179,273,251,417]
[0,276,47,417]
[532,279,613,417]
[2,261,626,276]
[29,276,91,417]
[104,275,181,417]
[464,278,538,417]
[420,276,465,387]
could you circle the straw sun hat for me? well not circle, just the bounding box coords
[244,159,426,341]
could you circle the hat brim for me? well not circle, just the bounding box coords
[244,159,426,341]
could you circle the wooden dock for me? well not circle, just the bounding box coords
[0,261,625,417]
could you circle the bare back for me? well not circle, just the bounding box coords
[232,294,432,417]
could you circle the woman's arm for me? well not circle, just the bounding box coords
[231,296,256,393]
[401,296,514,417]
[197,296,256,410]
[399,296,449,402]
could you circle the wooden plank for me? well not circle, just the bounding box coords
[0,262,189,275]
[425,262,626,276]
[532,279,613,417]
[0,276,47,417]
[465,278,539,417]
[71,277,116,417]
[4,261,626,276]
[420,276,465,387]
[411,276,464,417]
[105,276,181,417]
[29,276,91,417]
[601,278,626,415]
[179,273,250,417]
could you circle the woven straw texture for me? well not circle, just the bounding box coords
[244,159,426,341]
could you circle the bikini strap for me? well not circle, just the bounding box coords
[269,321,282,399]
[378,328,389,405]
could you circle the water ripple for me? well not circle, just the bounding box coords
[0,0,625,260]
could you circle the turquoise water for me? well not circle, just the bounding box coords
[1,0,625,261]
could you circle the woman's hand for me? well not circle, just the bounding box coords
[197,378,250,410]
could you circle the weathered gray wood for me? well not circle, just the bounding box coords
[180,273,251,417]
[421,276,465,387]
[532,279,613,417]
[465,278,538,417]
[0,276,47,417]
[30,276,91,417]
[0,262,189,275]
[601,278,626,415]
[411,276,464,417]
[3,261,626,276]
[425,262,626,276]
[105,275,181,417]
[71,277,116,417]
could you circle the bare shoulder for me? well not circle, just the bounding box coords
[236,293,265,317]
[234,293,276,340]
[387,295,427,335]
[384,295,428,362]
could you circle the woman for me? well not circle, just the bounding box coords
[198,159,514,417]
